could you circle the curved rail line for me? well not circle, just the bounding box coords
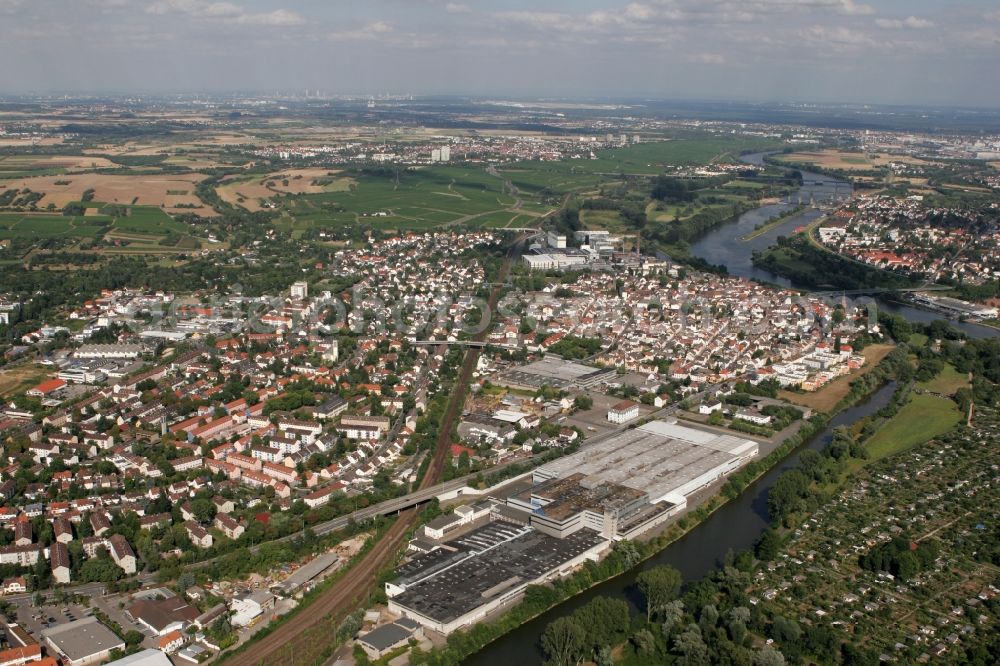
[228,236,524,666]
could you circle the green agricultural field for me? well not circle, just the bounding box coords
[0,205,199,252]
[723,179,768,189]
[0,213,111,240]
[281,166,520,229]
[113,205,187,234]
[580,208,625,230]
[865,393,962,460]
[467,211,526,228]
[510,137,784,181]
[498,166,605,194]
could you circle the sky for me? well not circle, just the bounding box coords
[3,0,999,107]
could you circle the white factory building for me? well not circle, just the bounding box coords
[533,419,758,507]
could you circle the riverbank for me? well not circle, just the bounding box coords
[751,233,916,292]
[461,340,913,666]
[423,359,915,666]
[739,203,808,242]
[420,417,833,665]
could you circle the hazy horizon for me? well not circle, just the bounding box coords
[3,1,999,108]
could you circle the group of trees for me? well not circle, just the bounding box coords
[650,176,697,204]
[538,560,832,666]
[753,235,916,291]
[541,597,631,666]
[858,536,940,581]
[546,335,603,360]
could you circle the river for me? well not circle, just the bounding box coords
[689,152,999,340]
[466,381,900,665]
[465,154,996,665]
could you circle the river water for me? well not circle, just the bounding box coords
[465,153,996,665]
[690,152,999,340]
[467,381,899,665]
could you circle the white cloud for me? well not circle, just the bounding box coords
[490,0,880,38]
[687,52,726,64]
[445,3,471,14]
[146,0,303,26]
[798,24,878,47]
[330,21,393,42]
[838,0,874,16]
[201,2,242,19]
[238,10,304,26]
[875,16,934,30]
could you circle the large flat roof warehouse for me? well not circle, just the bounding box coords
[388,521,607,634]
[534,420,758,505]
[496,357,615,390]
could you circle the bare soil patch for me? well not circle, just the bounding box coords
[779,343,896,412]
[217,169,352,210]
[0,172,216,216]
[779,149,936,171]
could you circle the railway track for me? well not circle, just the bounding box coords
[226,236,524,666]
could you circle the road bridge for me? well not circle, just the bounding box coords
[812,285,951,297]
[409,340,520,350]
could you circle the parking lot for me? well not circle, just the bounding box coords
[16,600,92,637]
[563,389,654,435]
[89,588,177,648]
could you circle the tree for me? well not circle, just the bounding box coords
[79,553,123,583]
[613,539,641,568]
[124,630,144,647]
[541,617,585,666]
[661,600,685,635]
[699,603,719,633]
[755,528,781,562]
[631,628,656,656]
[771,615,802,644]
[674,624,709,666]
[755,646,787,666]
[33,556,51,590]
[895,550,920,581]
[572,597,630,654]
[637,565,683,621]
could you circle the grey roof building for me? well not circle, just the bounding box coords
[356,620,422,659]
[42,616,126,666]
